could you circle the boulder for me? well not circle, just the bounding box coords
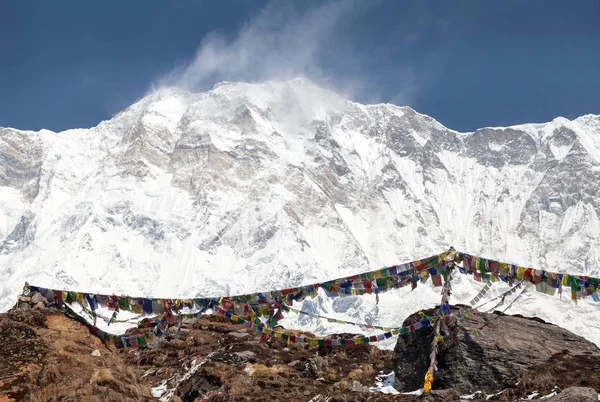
[393,305,600,394]
[546,387,598,402]
[30,292,47,305]
[423,389,461,401]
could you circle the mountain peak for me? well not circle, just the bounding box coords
[1,79,599,351]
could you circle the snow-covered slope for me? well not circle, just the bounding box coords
[1,78,599,343]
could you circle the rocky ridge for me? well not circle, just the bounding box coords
[0,304,598,401]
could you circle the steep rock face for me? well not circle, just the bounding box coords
[393,306,600,394]
[0,79,599,317]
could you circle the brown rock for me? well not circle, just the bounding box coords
[30,293,47,305]
[425,389,461,401]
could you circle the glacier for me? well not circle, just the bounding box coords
[1,78,599,346]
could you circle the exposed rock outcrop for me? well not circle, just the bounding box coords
[1,305,598,401]
[393,305,600,395]
[546,387,598,402]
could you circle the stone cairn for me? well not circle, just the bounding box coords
[11,282,55,311]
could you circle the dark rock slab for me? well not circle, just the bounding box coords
[393,305,600,394]
[547,387,598,402]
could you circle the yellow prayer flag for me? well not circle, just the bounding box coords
[423,370,434,393]
[75,292,85,307]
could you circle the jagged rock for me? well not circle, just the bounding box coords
[349,380,370,393]
[393,305,600,394]
[167,326,190,335]
[546,387,598,402]
[91,349,101,357]
[308,355,328,378]
[424,389,461,401]
[30,293,46,305]
[228,332,250,339]
[13,290,51,312]
[233,350,256,360]
[176,369,222,401]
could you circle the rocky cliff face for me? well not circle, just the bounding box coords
[393,306,600,395]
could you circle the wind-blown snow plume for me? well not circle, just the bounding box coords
[161,1,359,92]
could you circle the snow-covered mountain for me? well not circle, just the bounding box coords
[1,79,599,338]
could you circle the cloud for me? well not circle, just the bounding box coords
[159,0,365,93]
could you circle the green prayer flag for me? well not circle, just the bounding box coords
[569,276,580,290]
[65,292,74,304]
[118,296,129,310]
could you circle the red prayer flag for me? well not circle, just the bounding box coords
[431,274,443,287]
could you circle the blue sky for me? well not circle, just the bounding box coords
[1,0,599,132]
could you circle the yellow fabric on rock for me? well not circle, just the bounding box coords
[423,370,434,393]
